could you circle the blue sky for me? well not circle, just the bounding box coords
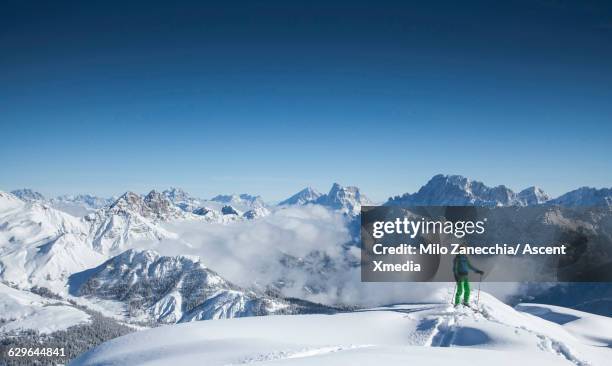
[1,0,611,201]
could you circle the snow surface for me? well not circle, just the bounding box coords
[0,283,90,334]
[70,293,611,366]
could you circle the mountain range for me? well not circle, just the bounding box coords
[11,175,612,218]
[386,174,610,207]
[2,174,611,340]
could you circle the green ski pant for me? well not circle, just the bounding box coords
[454,277,471,305]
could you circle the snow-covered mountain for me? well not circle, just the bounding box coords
[387,174,612,207]
[0,192,106,290]
[387,174,527,206]
[75,190,189,254]
[163,189,271,221]
[315,183,372,216]
[10,188,113,216]
[517,186,550,205]
[161,188,271,219]
[10,188,46,202]
[279,187,323,206]
[0,186,275,291]
[69,249,291,323]
[162,187,202,212]
[71,292,612,366]
[549,187,612,207]
[0,190,182,289]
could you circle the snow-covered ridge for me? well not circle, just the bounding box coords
[70,293,612,366]
[549,186,612,207]
[10,189,113,216]
[387,174,611,207]
[69,249,290,323]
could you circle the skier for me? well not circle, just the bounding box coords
[453,250,484,307]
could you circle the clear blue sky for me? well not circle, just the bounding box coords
[1,0,611,201]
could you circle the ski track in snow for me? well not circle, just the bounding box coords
[420,304,591,366]
[233,345,374,364]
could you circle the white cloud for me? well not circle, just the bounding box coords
[132,206,524,307]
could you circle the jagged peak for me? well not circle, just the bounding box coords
[315,182,371,215]
[144,189,166,201]
[327,182,363,195]
[107,190,181,220]
[388,174,524,206]
[278,187,323,206]
[111,191,143,206]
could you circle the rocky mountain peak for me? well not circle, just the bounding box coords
[517,186,550,205]
[109,190,180,220]
[316,183,371,216]
[278,187,323,206]
[387,174,526,206]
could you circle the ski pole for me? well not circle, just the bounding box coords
[451,281,456,305]
[476,273,482,306]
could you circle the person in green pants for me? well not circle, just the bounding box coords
[453,252,484,306]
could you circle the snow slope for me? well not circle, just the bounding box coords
[0,192,106,290]
[516,303,612,348]
[0,283,90,334]
[70,292,611,366]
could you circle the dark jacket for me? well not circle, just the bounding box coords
[453,254,481,278]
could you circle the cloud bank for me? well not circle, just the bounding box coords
[132,206,519,306]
